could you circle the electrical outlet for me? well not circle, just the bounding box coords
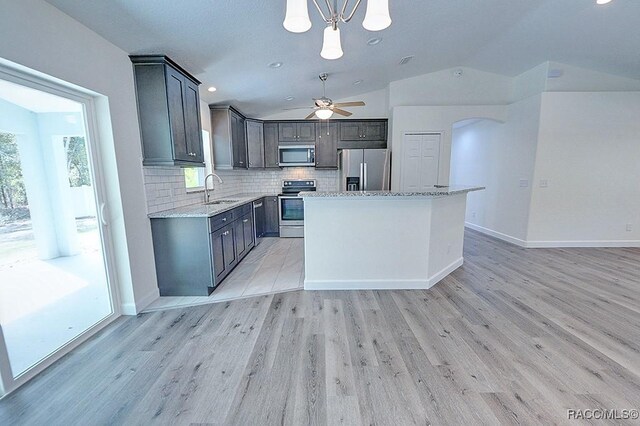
[626,224,633,232]
[539,179,548,188]
[447,244,452,254]
[471,211,477,219]
[519,179,529,188]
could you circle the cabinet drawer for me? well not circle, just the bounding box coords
[238,202,252,217]
[209,210,234,233]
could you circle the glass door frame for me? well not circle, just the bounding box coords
[0,63,122,397]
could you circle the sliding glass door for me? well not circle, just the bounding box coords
[0,68,118,395]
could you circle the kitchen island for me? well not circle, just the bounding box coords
[300,186,484,290]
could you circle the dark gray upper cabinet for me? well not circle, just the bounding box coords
[211,106,248,170]
[263,196,279,236]
[278,122,316,144]
[246,119,265,168]
[130,55,204,167]
[263,122,280,168]
[338,119,388,149]
[315,122,338,169]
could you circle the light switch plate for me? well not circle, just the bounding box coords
[539,179,548,188]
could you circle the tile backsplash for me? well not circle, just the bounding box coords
[143,167,339,214]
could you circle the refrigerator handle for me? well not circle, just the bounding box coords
[364,162,368,191]
[359,162,364,191]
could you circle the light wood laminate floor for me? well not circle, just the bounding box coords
[1,229,639,425]
[144,237,304,312]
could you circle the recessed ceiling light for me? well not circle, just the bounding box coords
[399,55,414,65]
[268,62,283,68]
[353,79,363,85]
[207,86,217,92]
[367,37,382,46]
[284,96,295,101]
[596,0,612,4]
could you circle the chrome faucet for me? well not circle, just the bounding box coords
[204,173,223,203]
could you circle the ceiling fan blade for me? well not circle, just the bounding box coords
[305,111,317,120]
[332,108,352,117]
[282,106,316,111]
[333,101,365,107]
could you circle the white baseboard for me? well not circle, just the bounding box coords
[465,222,528,247]
[121,288,160,315]
[525,240,640,248]
[427,257,464,288]
[465,222,640,248]
[304,257,464,291]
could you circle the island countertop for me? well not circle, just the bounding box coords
[299,185,484,198]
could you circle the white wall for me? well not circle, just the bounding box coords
[527,92,640,246]
[259,88,389,120]
[390,105,507,190]
[450,96,542,243]
[0,0,159,313]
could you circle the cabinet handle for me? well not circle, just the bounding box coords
[239,161,244,164]
[223,231,229,236]
[222,218,227,222]
[243,219,249,223]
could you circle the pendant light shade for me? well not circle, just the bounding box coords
[315,108,334,120]
[283,0,312,33]
[320,26,343,60]
[362,0,392,31]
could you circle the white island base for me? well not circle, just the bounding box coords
[301,187,483,291]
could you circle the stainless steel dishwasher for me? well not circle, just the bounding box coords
[253,199,265,246]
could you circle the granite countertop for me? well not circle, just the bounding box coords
[148,193,278,218]
[299,185,485,198]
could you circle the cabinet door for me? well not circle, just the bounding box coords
[210,227,228,283]
[264,196,280,236]
[246,120,265,168]
[278,122,298,142]
[222,224,237,270]
[315,122,338,169]
[234,218,247,259]
[165,67,189,161]
[183,79,203,163]
[361,121,386,141]
[339,121,362,141]
[296,122,316,142]
[231,113,247,168]
[263,122,280,168]
[241,213,254,252]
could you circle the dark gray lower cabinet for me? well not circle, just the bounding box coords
[210,223,237,284]
[264,196,279,236]
[150,201,257,296]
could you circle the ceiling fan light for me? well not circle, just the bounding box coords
[283,0,312,33]
[315,108,334,120]
[362,0,392,31]
[320,26,343,60]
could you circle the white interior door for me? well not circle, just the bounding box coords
[401,133,441,191]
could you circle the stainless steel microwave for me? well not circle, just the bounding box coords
[278,145,315,167]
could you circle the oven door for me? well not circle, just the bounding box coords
[278,196,305,226]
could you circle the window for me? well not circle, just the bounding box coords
[184,129,212,190]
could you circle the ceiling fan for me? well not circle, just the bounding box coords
[285,73,365,120]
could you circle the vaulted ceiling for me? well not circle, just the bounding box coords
[46,0,640,117]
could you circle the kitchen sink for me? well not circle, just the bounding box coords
[205,199,240,205]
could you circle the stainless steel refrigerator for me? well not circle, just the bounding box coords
[339,149,391,191]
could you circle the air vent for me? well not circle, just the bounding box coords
[399,55,414,65]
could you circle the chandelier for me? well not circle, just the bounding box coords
[283,0,392,60]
